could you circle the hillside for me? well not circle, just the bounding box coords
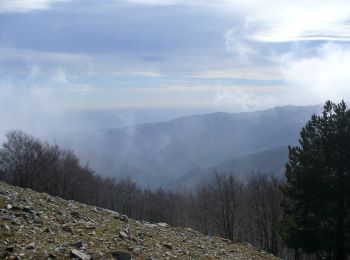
[171,147,288,188]
[51,105,320,186]
[0,182,278,259]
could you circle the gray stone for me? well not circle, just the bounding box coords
[163,243,173,250]
[84,223,95,230]
[54,246,66,252]
[3,224,10,231]
[111,251,131,260]
[119,215,128,222]
[119,231,128,239]
[44,227,51,233]
[62,225,73,233]
[71,241,84,249]
[91,252,104,258]
[132,246,144,254]
[70,249,91,260]
[144,223,156,228]
[10,217,20,225]
[26,243,35,250]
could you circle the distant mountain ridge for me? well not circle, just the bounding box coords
[51,105,321,187]
[169,146,289,189]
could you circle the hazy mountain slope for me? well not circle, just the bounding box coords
[170,147,289,189]
[216,146,288,176]
[52,105,320,186]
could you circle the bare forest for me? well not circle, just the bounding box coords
[0,130,285,257]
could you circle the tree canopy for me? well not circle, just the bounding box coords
[280,100,350,259]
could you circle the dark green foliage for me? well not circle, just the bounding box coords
[280,101,350,259]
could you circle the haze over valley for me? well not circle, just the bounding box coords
[50,104,320,187]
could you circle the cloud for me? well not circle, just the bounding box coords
[0,47,91,75]
[193,68,283,81]
[124,0,350,43]
[245,2,350,42]
[224,27,255,59]
[214,85,281,111]
[2,0,350,118]
[0,0,69,13]
[0,82,64,137]
[124,0,206,5]
[281,43,350,104]
[225,1,350,43]
[0,64,95,140]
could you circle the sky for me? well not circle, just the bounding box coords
[2,0,350,133]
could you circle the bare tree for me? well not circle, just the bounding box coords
[246,173,283,255]
[0,130,290,259]
[197,172,243,240]
[0,130,48,188]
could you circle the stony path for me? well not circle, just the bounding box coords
[0,182,277,259]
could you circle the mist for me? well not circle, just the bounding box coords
[1,0,350,184]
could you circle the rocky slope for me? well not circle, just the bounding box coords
[0,182,278,259]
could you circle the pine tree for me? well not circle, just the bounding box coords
[280,100,350,259]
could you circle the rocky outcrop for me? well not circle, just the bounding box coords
[0,181,277,259]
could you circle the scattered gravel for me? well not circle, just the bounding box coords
[0,181,278,259]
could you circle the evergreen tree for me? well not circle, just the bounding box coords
[280,100,350,259]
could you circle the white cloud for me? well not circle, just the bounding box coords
[125,0,350,43]
[0,0,68,13]
[52,68,69,83]
[224,27,255,58]
[228,0,350,43]
[281,43,350,104]
[0,82,65,136]
[0,65,99,140]
[243,1,350,42]
[125,0,206,5]
[214,85,281,111]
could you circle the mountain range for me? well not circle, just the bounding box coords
[51,105,321,188]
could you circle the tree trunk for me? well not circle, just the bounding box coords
[336,169,345,260]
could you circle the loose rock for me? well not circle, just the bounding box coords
[0,181,278,260]
[119,215,128,222]
[70,249,91,260]
[119,231,129,239]
[26,243,35,250]
[111,251,131,260]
